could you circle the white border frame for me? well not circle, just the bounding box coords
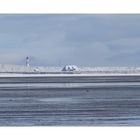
[0,0,140,140]
[0,0,140,13]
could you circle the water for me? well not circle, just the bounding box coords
[0,88,139,126]
[0,76,140,126]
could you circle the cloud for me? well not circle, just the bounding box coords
[0,14,140,66]
[0,53,25,64]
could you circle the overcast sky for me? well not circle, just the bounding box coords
[0,14,140,67]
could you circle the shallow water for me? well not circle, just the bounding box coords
[0,76,140,126]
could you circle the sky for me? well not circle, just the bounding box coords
[0,14,140,67]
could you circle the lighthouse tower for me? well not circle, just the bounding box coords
[26,56,30,67]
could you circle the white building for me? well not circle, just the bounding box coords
[26,56,30,67]
[62,65,79,72]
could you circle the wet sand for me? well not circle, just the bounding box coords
[0,76,139,126]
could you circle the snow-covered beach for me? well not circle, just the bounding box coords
[0,64,140,77]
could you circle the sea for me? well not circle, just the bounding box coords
[0,75,140,126]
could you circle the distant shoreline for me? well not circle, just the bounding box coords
[1,64,140,76]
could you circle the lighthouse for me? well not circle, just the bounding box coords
[26,56,30,67]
